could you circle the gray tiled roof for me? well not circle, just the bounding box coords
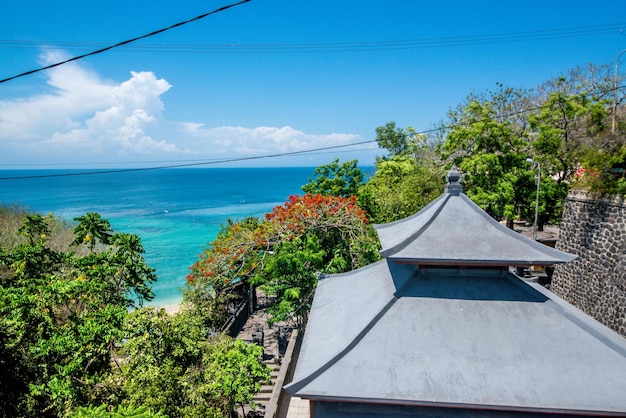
[285,168,625,416]
[375,193,576,266]
[286,264,626,415]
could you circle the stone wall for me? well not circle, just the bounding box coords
[552,190,626,336]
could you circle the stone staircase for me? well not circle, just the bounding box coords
[237,291,291,416]
[251,360,281,413]
[237,294,281,361]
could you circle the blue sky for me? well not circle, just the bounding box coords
[1,0,625,168]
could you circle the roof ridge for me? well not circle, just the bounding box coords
[286,267,418,395]
[285,265,429,396]
[379,193,452,258]
[285,296,398,395]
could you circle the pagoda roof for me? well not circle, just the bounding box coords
[284,167,626,417]
[374,167,576,266]
[286,262,626,416]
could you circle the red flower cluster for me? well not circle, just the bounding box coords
[187,193,371,286]
[265,194,367,225]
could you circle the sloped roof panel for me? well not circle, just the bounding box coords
[289,260,414,385]
[377,193,576,266]
[289,271,626,415]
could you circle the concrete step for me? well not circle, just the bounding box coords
[237,289,295,415]
[253,394,272,403]
[265,363,281,371]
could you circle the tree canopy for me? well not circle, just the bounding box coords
[0,211,270,418]
[358,155,444,224]
[0,213,154,416]
[436,65,625,227]
[375,121,423,159]
[301,158,364,197]
[186,193,380,327]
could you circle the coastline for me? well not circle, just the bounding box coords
[1,167,318,316]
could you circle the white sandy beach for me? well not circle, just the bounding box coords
[162,304,181,314]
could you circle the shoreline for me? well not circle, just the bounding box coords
[162,303,181,314]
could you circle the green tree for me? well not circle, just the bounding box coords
[109,233,156,305]
[72,212,113,251]
[256,235,324,327]
[529,87,609,183]
[579,143,626,195]
[0,320,33,417]
[375,121,422,159]
[119,308,209,418]
[18,213,50,245]
[118,308,269,418]
[200,338,270,417]
[438,92,536,226]
[254,194,379,325]
[301,158,364,197]
[0,213,156,417]
[358,155,444,223]
[529,65,625,195]
[187,194,379,328]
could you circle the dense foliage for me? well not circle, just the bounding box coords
[437,65,625,227]
[0,212,154,416]
[2,60,624,418]
[358,155,443,223]
[301,158,364,197]
[117,308,270,418]
[0,210,269,417]
[186,193,380,327]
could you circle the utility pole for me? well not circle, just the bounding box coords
[526,158,541,241]
[612,48,626,134]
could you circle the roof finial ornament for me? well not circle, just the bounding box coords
[445,165,462,195]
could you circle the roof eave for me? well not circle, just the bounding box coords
[291,394,626,417]
[386,257,575,267]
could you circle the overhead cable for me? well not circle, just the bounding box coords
[1,22,623,55]
[0,0,251,85]
[0,140,377,180]
[0,84,622,180]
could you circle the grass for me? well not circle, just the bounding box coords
[0,204,76,252]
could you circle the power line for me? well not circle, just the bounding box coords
[0,157,226,168]
[1,23,623,55]
[0,140,377,181]
[0,0,252,85]
[0,146,380,169]
[1,84,622,181]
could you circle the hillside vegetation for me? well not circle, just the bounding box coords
[1,62,624,417]
[0,209,270,418]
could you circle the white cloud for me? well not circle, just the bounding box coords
[0,50,362,167]
[0,51,186,161]
[181,124,360,156]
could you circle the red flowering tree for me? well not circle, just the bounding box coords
[262,194,377,269]
[186,194,380,327]
[185,217,263,329]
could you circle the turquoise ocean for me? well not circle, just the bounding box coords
[0,167,318,306]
